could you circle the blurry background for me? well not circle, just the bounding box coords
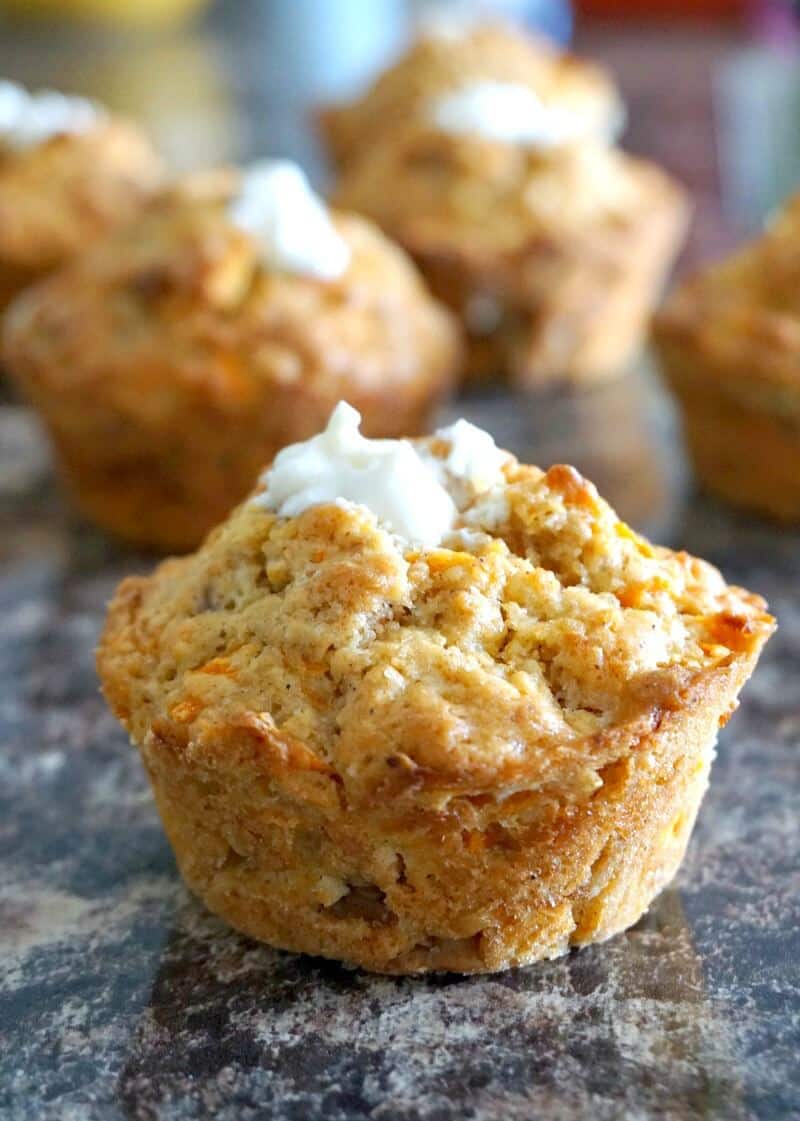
[0,0,798,276]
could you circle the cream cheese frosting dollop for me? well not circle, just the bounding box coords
[253,401,508,546]
[228,160,350,281]
[0,79,104,150]
[430,80,586,148]
[431,417,510,490]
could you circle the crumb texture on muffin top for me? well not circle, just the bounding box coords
[101,413,771,804]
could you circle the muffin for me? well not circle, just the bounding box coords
[654,195,800,522]
[98,402,774,975]
[334,112,689,387]
[3,161,460,552]
[319,21,624,172]
[0,79,162,312]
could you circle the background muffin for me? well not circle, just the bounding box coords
[654,193,800,522]
[335,120,688,388]
[98,404,774,975]
[0,80,162,311]
[318,21,624,172]
[2,162,460,553]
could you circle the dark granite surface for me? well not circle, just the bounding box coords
[1,9,799,1120]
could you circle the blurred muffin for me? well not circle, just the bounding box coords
[0,80,162,311]
[334,100,688,388]
[319,21,624,172]
[98,402,774,974]
[3,162,460,552]
[654,195,800,522]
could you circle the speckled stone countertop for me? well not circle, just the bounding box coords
[1,367,798,1121]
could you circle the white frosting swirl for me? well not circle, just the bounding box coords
[228,160,350,281]
[253,402,509,546]
[430,80,586,148]
[0,79,104,150]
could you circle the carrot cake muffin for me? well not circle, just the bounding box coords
[0,79,162,312]
[334,102,688,387]
[319,21,624,172]
[654,194,800,522]
[2,161,460,552]
[98,402,774,974]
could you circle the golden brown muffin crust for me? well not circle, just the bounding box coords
[98,443,774,972]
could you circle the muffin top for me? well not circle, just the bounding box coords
[100,404,774,810]
[320,22,623,169]
[656,193,800,391]
[0,80,162,269]
[333,123,683,268]
[3,162,459,412]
